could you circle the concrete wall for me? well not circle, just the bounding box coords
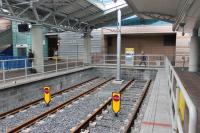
[0,68,95,113]
[94,67,157,80]
[0,66,157,113]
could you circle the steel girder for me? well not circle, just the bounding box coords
[0,0,95,33]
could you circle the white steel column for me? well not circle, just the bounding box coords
[31,24,44,73]
[116,9,121,81]
[83,33,92,64]
[189,30,199,72]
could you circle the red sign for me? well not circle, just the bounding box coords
[44,88,49,94]
[113,95,120,101]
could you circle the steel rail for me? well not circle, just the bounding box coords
[70,79,135,133]
[123,80,151,133]
[7,77,114,133]
[0,77,98,119]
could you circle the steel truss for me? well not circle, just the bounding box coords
[0,0,95,33]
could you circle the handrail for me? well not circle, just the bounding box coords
[165,57,197,133]
[92,54,165,68]
[0,56,85,83]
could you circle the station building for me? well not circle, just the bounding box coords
[0,16,191,67]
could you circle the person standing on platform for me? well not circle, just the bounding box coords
[28,49,34,73]
[139,51,147,66]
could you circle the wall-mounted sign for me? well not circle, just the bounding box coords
[16,44,28,48]
[125,48,135,65]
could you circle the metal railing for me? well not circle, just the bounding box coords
[0,56,85,83]
[175,55,190,72]
[91,54,165,67]
[165,57,197,133]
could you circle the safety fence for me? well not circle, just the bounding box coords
[0,56,84,83]
[91,54,165,67]
[0,56,31,70]
[175,54,190,71]
[165,57,197,133]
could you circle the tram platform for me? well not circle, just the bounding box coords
[139,69,173,133]
[176,71,200,133]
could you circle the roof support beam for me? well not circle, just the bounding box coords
[17,6,30,17]
[58,18,66,26]
[4,0,15,16]
[32,7,40,21]
[0,4,93,33]
[42,11,53,21]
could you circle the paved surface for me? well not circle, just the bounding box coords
[139,69,173,133]
[176,70,200,133]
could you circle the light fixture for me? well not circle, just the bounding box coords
[179,22,185,36]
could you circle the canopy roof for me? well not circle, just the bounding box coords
[0,0,131,32]
[0,0,199,33]
[126,0,200,33]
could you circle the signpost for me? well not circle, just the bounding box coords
[125,48,135,65]
[112,92,121,116]
[44,86,51,106]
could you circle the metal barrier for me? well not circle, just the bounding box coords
[92,54,165,67]
[0,56,84,83]
[0,56,28,69]
[165,57,197,133]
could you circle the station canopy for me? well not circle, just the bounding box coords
[0,0,199,33]
[126,0,200,33]
[0,0,131,32]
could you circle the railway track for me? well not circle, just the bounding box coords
[0,77,98,119]
[70,80,151,133]
[5,77,115,133]
[7,79,132,133]
[0,77,113,133]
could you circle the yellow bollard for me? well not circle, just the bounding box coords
[44,86,51,106]
[112,92,121,116]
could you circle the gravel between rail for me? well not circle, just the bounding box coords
[20,80,128,133]
[72,80,151,133]
[0,78,105,133]
[88,81,148,133]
